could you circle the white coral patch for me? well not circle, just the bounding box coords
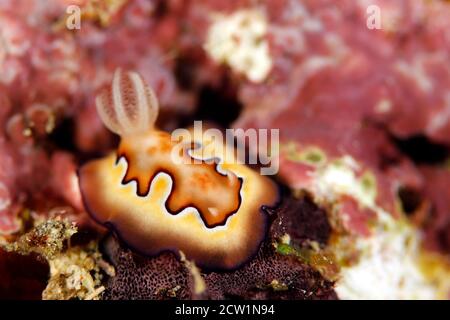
[314,156,378,210]
[335,221,437,300]
[310,156,443,299]
[204,9,272,83]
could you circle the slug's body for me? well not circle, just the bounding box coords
[79,69,279,269]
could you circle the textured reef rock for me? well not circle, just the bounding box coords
[229,0,450,203]
[1,0,450,300]
[234,0,450,142]
[102,195,337,300]
[212,0,450,264]
[1,218,113,300]
[195,0,450,298]
[226,0,450,298]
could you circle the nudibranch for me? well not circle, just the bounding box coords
[79,69,279,269]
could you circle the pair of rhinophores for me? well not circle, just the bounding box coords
[79,69,279,270]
